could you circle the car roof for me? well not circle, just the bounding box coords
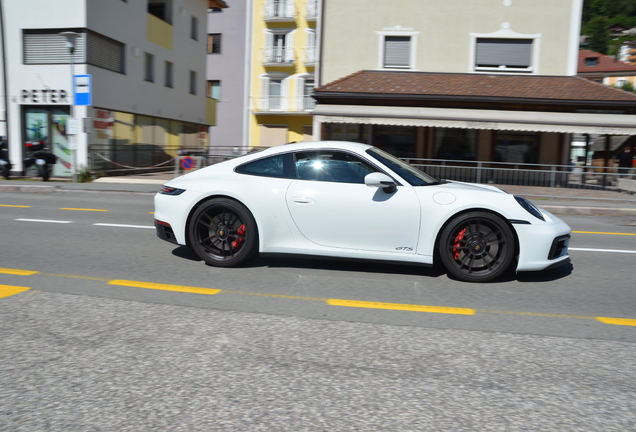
[257,141,374,156]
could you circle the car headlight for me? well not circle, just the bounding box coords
[514,196,544,221]
[160,186,186,195]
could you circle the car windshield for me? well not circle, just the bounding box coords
[366,148,439,186]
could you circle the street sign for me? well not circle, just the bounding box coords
[74,74,92,106]
[180,156,195,170]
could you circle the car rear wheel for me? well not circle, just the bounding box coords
[189,198,258,267]
[439,211,515,282]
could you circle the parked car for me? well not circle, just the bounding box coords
[154,141,571,282]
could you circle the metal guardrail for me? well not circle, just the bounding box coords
[402,158,636,192]
[89,145,636,195]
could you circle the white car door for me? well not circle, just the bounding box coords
[285,150,421,253]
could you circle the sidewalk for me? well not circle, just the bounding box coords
[1,171,635,216]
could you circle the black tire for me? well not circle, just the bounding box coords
[38,164,50,181]
[439,211,515,282]
[189,198,258,267]
[1,165,9,180]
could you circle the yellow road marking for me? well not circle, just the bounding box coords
[0,268,39,276]
[7,270,636,325]
[596,317,636,326]
[0,204,31,208]
[573,231,636,236]
[328,299,475,315]
[0,285,31,298]
[59,208,109,212]
[109,279,221,295]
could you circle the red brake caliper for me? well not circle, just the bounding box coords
[231,224,246,251]
[452,228,467,260]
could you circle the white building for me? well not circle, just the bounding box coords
[0,0,225,178]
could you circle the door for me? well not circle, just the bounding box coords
[285,150,421,253]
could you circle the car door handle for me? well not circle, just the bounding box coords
[292,197,315,204]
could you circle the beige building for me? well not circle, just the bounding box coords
[311,0,636,167]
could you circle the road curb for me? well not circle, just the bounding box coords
[0,184,57,193]
[541,205,636,217]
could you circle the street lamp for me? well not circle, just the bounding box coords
[59,31,80,183]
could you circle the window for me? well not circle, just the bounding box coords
[376,29,419,70]
[236,153,296,179]
[384,36,410,68]
[585,57,599,66]
[165,61,173,87]
[264,30,294,64]
[207,80,221,100]
[189,70,196,94]
[207,34,221,54]
[191,16,198,40]
[208,7,222,12]
[434,128,477,161]
[494,131,538,164]
[372,125,416,158]
[294,151,378,184]
[86,31,125,73]
[148,0,172,24]
[475,38,532,71]
[23,30,124,74]
[144,52,154,82]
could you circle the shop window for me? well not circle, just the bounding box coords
[434,129,477,161]
[372,125,416,158]
[494,131,539,164]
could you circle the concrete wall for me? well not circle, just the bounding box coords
[321,0,582,84]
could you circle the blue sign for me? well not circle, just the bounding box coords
[74,74,92,106]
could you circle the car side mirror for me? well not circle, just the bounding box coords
[364,172,397,193]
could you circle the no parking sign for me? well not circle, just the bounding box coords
[180,156,195,170]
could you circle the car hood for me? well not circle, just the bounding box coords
[434,181,508,194]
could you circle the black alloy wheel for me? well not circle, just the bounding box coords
[439,211,515,282]
[189,198,258,267]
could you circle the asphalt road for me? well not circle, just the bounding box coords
[1,190,635,431]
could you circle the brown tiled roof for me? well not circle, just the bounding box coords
[314,70,636,102]
[578,49,636,73]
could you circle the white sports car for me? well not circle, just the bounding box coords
[154,141,571,282]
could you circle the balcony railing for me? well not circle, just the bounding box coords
[250,96,315,112]
[303,46,317,65]
[261,47,295,65]
[305,0,318,20]
[263,0,295,21]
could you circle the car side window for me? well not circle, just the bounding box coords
[235,153,296,179]
[294,150,378,184]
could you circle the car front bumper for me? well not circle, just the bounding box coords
[513,210,571,272]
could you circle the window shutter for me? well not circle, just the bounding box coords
[476,39,532,68]
[86,31,124,73]
[24,32,85,64]
[384,36,410,68]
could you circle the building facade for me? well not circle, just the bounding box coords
[311,0,636,167]
[1,0,223,178]
[247,0,319,148]
[206,0,250,148]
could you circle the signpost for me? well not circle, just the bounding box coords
[74,74,92,106]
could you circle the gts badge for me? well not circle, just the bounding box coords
[395,247,413,251]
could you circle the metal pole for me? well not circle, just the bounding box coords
[70,53,77,183]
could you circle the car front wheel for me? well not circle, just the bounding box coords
[189,198,258,267]
[439,211,515,282]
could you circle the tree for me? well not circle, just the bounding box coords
[588,16,609,54]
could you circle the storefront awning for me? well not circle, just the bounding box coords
[313,104,636,135]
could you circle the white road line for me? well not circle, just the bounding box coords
[93,223,154,229]
[569,247,636,254]
[15,218,73,224]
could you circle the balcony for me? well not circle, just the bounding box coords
[262,47,296,66]
[303,46,317,66]
[305,0,318,21]
[263,0,296,22]
[251,96,315,113]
